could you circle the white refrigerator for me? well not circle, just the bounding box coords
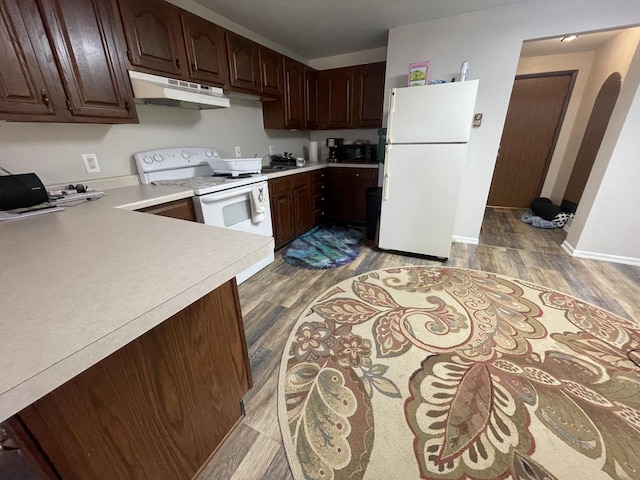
[378,80,479,258]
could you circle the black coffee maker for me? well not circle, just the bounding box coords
[326,138,343,162]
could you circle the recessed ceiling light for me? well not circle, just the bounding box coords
[561,35,578,42]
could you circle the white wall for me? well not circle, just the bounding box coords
[516,51,596,203]
[385,0,640,257]
[565,40,640,263]
[0,100,309,187]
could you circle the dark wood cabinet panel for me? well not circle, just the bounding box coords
[18,280,250,480]
[271,189,295,248]
[180,10,228,87]
[226,31,260,93]
[259,46,283,96]
[40,0,136,121]
[328,167,378,224]
[138,198,197,222]
[319,67,354,129]
[117,0,186,77]
[0,0,61,119]
[311,169,328,225]
[354,62,385,128]
[269,172,316,248]
[284,58,305,129]
[293,173,313,235]
[304,66,319,129]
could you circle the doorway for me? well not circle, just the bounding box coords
[487,71,576,208]
[563,72,622,205]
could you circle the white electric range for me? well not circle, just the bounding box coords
[134,147,274,284]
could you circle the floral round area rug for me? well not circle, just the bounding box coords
[277,266,640,480]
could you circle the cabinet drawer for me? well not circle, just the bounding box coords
[313,181,328,195]
[312,169,327,183]
[343,168,377,183]
[313,193,328,209]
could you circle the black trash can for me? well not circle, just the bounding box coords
[365,186,383,240]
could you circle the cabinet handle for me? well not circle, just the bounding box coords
[40,89,50,107]
[192,62,198,71]
[124,101,131,112]
[356,173,360,177]
[175,58,181,69]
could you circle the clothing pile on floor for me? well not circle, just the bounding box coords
[521,198,576,229]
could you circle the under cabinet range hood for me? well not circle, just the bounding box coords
[128,71,230,109]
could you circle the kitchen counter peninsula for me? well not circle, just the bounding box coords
[0,183,274,480]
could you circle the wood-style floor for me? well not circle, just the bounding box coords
[196,207,640,480]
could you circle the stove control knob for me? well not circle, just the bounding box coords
[205,150,214,158]
[181,150,191,159]
[154,154,163,162]
[143,155,153,164]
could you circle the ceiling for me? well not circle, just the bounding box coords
[193,0,539,59]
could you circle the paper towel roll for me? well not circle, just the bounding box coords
[309,141,318,163]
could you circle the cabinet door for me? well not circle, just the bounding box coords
[259,46,283,96]
[0,0,64,119]
[117,0,186,77]
[354,62,385,128]
[284,58,305,129]
[226,31,260,93]
[18,281,250,480]
[304,66,319,129]
[320,67,353,128]
[40,0,136,121]
[138,198,196,222]
[271,190,295,248]
[293,173,313,235]
[180,11,228,87]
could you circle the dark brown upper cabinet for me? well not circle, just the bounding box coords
[180,10,228,87]
[117,0,186,78]
[304,66,319,129]
[258,46,283,96]
[353,62,386,128]
[283,58,305,129]
[0,0,63,119]
[319,66,354,129]
[226,31,261,93]
[318,62,386,130]
[262,58,307,129]
[40,0,135,120]
[0,0,136,123]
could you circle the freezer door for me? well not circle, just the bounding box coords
[378,143,467,258]
[387,80,478,144]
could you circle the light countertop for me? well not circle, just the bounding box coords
[0,183,274,422]
[0,161,379,422]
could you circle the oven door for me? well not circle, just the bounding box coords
[193,181,274,284]
[195,181,273,236]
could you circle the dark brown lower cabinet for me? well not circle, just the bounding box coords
[12,279,251,480]
[328,167,379,224]
[138,197,197,222]
[269,172,314,249]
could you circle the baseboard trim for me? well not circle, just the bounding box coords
[561,240,640,266]
[453,236,479,245]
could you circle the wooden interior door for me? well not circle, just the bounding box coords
[488,71,576,207]
[563,72,621,205]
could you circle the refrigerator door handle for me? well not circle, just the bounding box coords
[383,145,391,200]
[387,89,396,143]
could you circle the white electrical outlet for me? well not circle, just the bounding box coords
[234,146,242,158]
[82,153,100,173]
[268,145,275,155]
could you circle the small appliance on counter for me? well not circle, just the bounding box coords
[326,138,343,162]
[334,143,377,163]
[269,152,297,166]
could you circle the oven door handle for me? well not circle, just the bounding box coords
[199,183,265,203]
